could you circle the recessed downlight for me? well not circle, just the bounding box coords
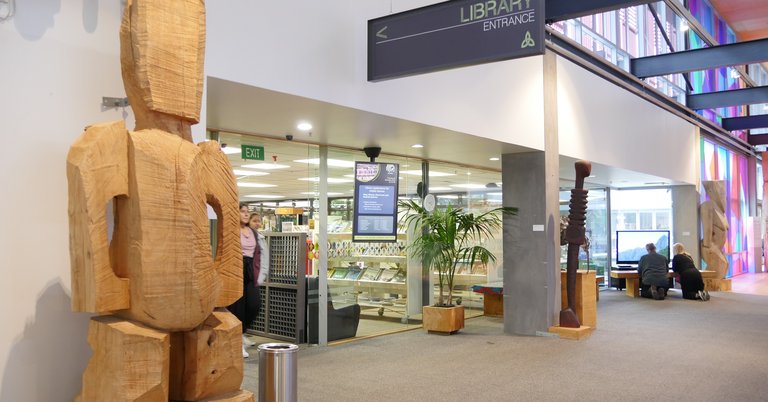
[297,122,313,131]
[411,144,424,148]
[237,182,277,188]
[489,157,500,161]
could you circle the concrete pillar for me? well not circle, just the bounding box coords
[671,185,700,265]
[502,51,560,336]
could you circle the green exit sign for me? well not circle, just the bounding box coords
[241,145,264,161]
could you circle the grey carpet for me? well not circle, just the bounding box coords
[243,288,768,401]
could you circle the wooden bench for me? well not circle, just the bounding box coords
[472,274,604,317]
[610,269,727,297]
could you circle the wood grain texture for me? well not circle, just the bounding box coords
[199,390,255,402]
[67,121,131,313]
[192,141,241,307]
[77,316,169,401]
[560,270,597,328]
[170,309,244,401]
[120,0,205,140]
[548,325,594,340]
[111,129,239,331]
[701,181,729,279]
[423,305,465,334]
[483,294,504,317]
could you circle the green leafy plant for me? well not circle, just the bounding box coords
[399,200,517,307]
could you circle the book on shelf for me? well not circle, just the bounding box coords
[391,269,406,283]
[361,267,383,281]
[331,267,349,279]
[378,268,399,282]
[345,267,363,280]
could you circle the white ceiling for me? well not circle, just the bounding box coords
[206,77,684,202]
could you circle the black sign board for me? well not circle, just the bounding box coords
[368,0,545,81]
[353,162,400,242]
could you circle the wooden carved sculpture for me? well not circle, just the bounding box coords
[560,160,591,328]
[67,1,253,401]
[701,180,729,279]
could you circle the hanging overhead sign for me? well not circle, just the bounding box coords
[368,0,545,81]
[353,162,400,242]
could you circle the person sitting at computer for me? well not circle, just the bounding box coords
[671,243,709,301]
[638,242,669,300]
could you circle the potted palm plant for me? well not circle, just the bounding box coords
[399,199,517,334]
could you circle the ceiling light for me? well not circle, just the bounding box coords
[487,192,502,196]
[300,191,344,196]
[294,158,355,168]
[221,146,241,155]
[243,194,285,199]
[439,195,460,199]
[401,170,455,177]
[428,186,452,191]
[411,144,424,148]
[232,169,269,176]
[241,162,291,170]
[298,177,354,183]
[297,122,313,131]
[489,157,500,161]
[237,182,277,188]
[450,183,487,189]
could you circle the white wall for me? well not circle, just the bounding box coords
[205,0,545,150]
[556,56,699,185]
[0,2,133,401]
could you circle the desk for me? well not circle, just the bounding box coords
[610,270,675,298]
[471,282,503,317]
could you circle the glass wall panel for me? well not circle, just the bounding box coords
[426,161,504,319]
[324,148,421,339]
[216,132,318,344]
[609,188,673,265]
[700,139,751,277]
[559,188,609,276]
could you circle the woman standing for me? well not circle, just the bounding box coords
[229,203,269,357]
[672,243,709,301]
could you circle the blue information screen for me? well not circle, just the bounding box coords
[353,162,399,242]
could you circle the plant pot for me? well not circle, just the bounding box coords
[422,305,464,334]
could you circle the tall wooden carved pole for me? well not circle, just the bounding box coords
[67,1,253,401]
[560,160,591,328]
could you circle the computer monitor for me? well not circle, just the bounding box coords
[615,230,670,266]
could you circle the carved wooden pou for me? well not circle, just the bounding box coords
[67,1,253,400]
[560,160,591,329]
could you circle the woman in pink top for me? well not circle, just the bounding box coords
[228,203,268,357]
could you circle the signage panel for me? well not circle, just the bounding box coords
[241,145,265,161]
[368,0,545,81]
[353,162,400,242]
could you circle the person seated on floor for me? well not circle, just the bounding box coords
[671,243,709,301]
[638,242,669,300]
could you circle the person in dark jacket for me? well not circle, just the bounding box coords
[638,243,669,300]
[672,243,709,301]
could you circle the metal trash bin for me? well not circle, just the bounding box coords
[258,343,298,402]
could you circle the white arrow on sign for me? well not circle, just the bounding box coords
[377,26,388,39]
